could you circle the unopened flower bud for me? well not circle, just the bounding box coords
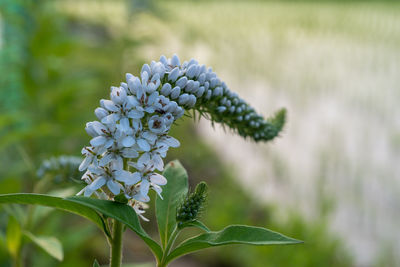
[176,77,188,88]
[170,86,181,99]
[168,67,180,82]
[161,83,172,96]
[176,182,208,225]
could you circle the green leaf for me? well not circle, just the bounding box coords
[6,216,21,258]
[178,220,210,232]
[93,259,100,267]
[156,160,188,249]
[66,196,163,261]
[24,231,63,261]
[0,194,107,236]
[166,225,302,264]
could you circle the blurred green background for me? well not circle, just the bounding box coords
[1,0,399,266]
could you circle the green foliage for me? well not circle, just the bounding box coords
[178,220,210,232]
[155,160,188,249]
[166,225,301,264]
[23,231,63,261]
[66,197,163,261]
[0,194,105,232]
[6,216,21,259]
[0,161,302,266]
[156,161,301,267]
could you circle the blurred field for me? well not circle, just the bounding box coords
[1,0,400,266]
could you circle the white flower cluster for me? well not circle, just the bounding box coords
[79,54,285,219]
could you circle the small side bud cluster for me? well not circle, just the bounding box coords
[78,54,285,219]
[176,182,208,225]
[37,155,83,183]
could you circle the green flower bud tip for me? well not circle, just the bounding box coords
[176,182,208,225]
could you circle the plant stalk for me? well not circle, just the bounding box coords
[159,226,180,267]
[110,219,123,267]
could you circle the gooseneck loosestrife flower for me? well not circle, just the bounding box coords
[78,54,286,220]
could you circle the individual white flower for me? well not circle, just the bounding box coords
[151,61,166,77]
[148,115,167,134]
[163,113,174,126]
[136,88,161,114]
[94,107,109,120]
[110,86,127,105]
[131,201,149,221]
[86,121,115,149]
[140,172,167,200]
[79,146,100,171]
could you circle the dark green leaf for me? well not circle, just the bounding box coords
[24,231,63,261]
[156,160,188,249]
[66,196,162,261]
[166,225,302,264]
[93,259,100,267]
[0,194,107,236]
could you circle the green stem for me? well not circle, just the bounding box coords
[110,219,123,267]
[159,226,180,267]
[13,255,22,267]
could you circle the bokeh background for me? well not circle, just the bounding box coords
[1,0,399,266]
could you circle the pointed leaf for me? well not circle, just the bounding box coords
[179,220,210,232]
[0,194,107,236]
[66,196,162,261]
[156,160,188,248]
[6,216,21,258]
[166,225,302,264]
[93,259,100,267]
[24,231,63,261]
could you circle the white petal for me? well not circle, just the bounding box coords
[115,170,135,184]
[142,131,157,143]
[138,153,151,167]
[79,156,92,171]
[148,91,159,104]
[104,139,114,149]
[149,173,167,185]
[132,172,142,184]
[101,113,120,124]
[119,118,130,132]
[90,136,107,147]
[122,136,135,147]
[152,184,163,199]
[83,186,94,197]
[164,136,180,148]
[128,109,144,119]
[107,180,121,195]
[111,159,123,171]
[153,154,164,171]
[137,139,150,152]
[102,100,119,112]
[99,153,113,166]
[121,148,139,158]
[132,192,150,203]
[140,179,150,197]
[88,176,106,191]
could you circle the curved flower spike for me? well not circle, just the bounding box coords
[79,54,286,218]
